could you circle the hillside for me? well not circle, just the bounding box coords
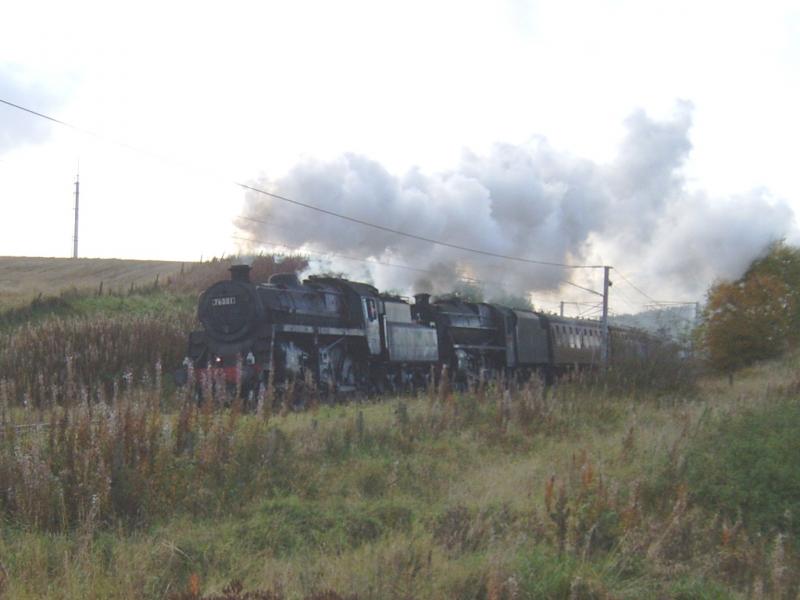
[0,256,191,306]
[0,254,799,597]
[0,343,797,598]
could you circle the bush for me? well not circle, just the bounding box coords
[667,576,734,600]
[682,398,800,537]
[235,497,412,557]
[515,546,585,598]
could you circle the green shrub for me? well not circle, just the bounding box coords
[238,497,337,556]
[682,398,800,537]
[233,496,415,558]
[356,463,389,499]
[516,546,581,598]
[668,576,735,599]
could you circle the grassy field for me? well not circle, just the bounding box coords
[0,256,192,308]
[0,257,798,598]
[0,353,798,598]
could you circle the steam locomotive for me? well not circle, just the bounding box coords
[181,264,658,397]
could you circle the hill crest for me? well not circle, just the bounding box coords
[0,256,191,306]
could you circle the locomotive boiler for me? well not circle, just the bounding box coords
[186,265,439,395]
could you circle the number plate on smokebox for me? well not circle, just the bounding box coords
[211,296,237,307]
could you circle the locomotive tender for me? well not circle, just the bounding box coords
[183,264,650,396]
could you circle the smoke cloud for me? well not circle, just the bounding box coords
[237,102,794,306]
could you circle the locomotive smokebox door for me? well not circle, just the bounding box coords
[362,297,381,355]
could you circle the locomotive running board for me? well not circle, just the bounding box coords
[273,324,365,336]
[452,344,507,351]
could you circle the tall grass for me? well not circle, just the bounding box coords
[1,266,796,598]
[0,371,648,532]
[0,253,313,409]
[0,312,195,406]
[0,372,796,597]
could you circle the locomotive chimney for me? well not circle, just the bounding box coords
[229,264,252,283]
[414,293,431,306]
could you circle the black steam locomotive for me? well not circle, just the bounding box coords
[182,264,657,396]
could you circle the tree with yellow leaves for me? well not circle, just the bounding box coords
[699,267,795,375]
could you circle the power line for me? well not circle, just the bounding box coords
[561,278,603,297]
[0,97,75,130]
[234,231,606,303]
[646,300,699,306]
[232,234,443,277]
[611,287,648,314]
[613,269,659,304]
[234,234,600,308]
[611,271,696,310]
[0,97,167,162]
[236,208,602,269]
[4,96,681,313]
[576,304,602,318]
[234,233,538,294]
[1,96,605,271]
[560,301,601,307]
[236,222,512,283]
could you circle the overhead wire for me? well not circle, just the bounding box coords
[612,268,700,326]
[645,300,699,306]
[236,221,518,284]
[578,303,602,315]
[235,203,604,270]
[612,268,659,304]
[560,301,602,307]
[2,96,604,271]
[611,287,648,314]
[233,233,533,293]
[235,235,598,315]
[235,227,603,298]
[1,96,682,312]
[233,234,443,277]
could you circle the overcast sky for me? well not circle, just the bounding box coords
[1,0,798,312]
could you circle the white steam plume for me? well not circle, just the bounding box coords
[237,102,794,304]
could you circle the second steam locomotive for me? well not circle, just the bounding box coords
[183,264,655,397]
